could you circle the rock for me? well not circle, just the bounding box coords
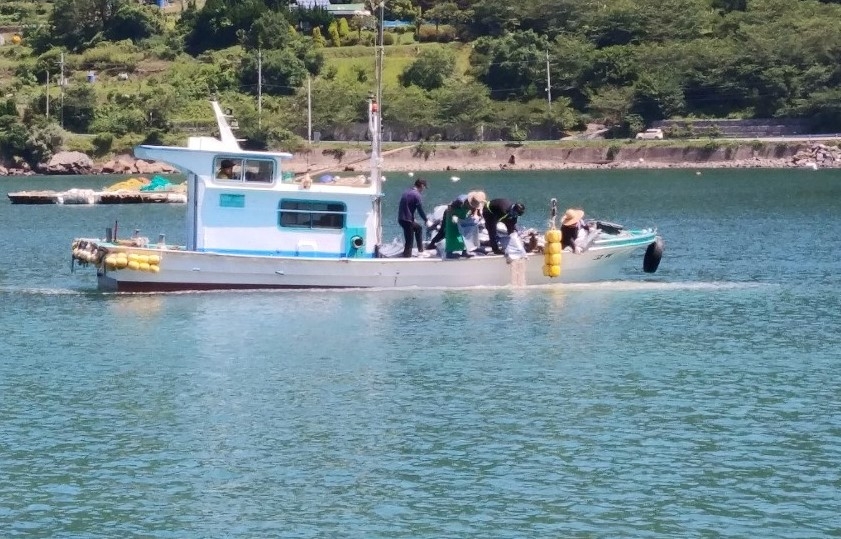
[96,155,176,175]
[99,154,136,174]
[41,151,95,175]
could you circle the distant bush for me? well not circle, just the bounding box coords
[382,32,396,46]
[80,42,140,72]
[92,132,114,156]
[416,24,456,43]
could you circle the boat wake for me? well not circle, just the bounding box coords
[1,280,768,298]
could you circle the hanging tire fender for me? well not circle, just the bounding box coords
[643,236,664,273]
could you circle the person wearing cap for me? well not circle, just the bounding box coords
[482,198,525,255]
[217,159,236,179]
[397,178,429,257]
[426,191,486,256]
[560,208,594,253]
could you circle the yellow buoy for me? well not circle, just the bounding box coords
[127,260,140,271]
[543,226,562,278]
[149,264,160,273]
[147,254,161,264]
[11,34,22,45]
[139,262,151,272]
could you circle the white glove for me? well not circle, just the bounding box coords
[451,216,458,224]
[425,219,433,228]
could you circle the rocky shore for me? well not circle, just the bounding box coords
[285,141,841,174]
[0,152,178,177]
[1,141,840,177]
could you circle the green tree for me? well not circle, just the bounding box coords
[631,73,686,122]
[337,18,349,38]
[471,30,550,100]
[383,85,436,136]
[312,26,326,48]
[431,80,493,126]
[181,0,266,55]
[587,85,634,128]
[241,10,295,51]
[105,2,162,42]
[399,47,456,90]
[463,0,522,38]
[423,2,463,31]
[240,49,308,96]
[0,122,64,167]
[328,21,341,47]
[63,83,97,133]
[49,0,127,52]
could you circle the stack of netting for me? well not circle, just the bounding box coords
[105,177,149,191]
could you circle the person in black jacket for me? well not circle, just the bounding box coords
[482,198,525,254]
[397,178,429,257]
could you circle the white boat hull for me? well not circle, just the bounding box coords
[89,231,657,292]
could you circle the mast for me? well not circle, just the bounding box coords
[370,0,385,249]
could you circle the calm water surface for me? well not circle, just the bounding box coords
[1,169,840,537]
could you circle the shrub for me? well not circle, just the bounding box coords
[92,132,114,156]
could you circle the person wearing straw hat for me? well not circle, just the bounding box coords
[482,198,525,255]
[466,190,486,217]
[560,208,593,253]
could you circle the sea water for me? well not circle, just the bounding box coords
[1,169,840,537]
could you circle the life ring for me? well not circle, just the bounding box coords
[643,236,664,273]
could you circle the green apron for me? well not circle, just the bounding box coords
[444,206,468,253]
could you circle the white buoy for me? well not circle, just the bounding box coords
[810,162,818,170]
[696,171,702,175]
[382,175,387,182]
[450,176,460,182]
[408,171,414,177]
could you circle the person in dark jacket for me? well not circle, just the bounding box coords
[398,178,429,257]
[482,198,525,255]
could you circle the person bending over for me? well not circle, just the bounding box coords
[482,198,525,255]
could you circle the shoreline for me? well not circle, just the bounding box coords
[285,142,841,174]
[2,141,839,177]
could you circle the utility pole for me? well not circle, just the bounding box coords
[59,51,65,128]
[257,48,262,129]
[545,49,552,111]
[45,71,50,119]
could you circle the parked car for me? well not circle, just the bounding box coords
[635,128,664,140]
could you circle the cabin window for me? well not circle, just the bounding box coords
[243,159,274,183]
[279,200,346,229]
[215,157,242,181]
[215,157,275,183]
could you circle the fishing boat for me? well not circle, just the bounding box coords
[68,97,662,292]
[68,11,663,292]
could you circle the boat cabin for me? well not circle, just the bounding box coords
[133,104,380,259]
